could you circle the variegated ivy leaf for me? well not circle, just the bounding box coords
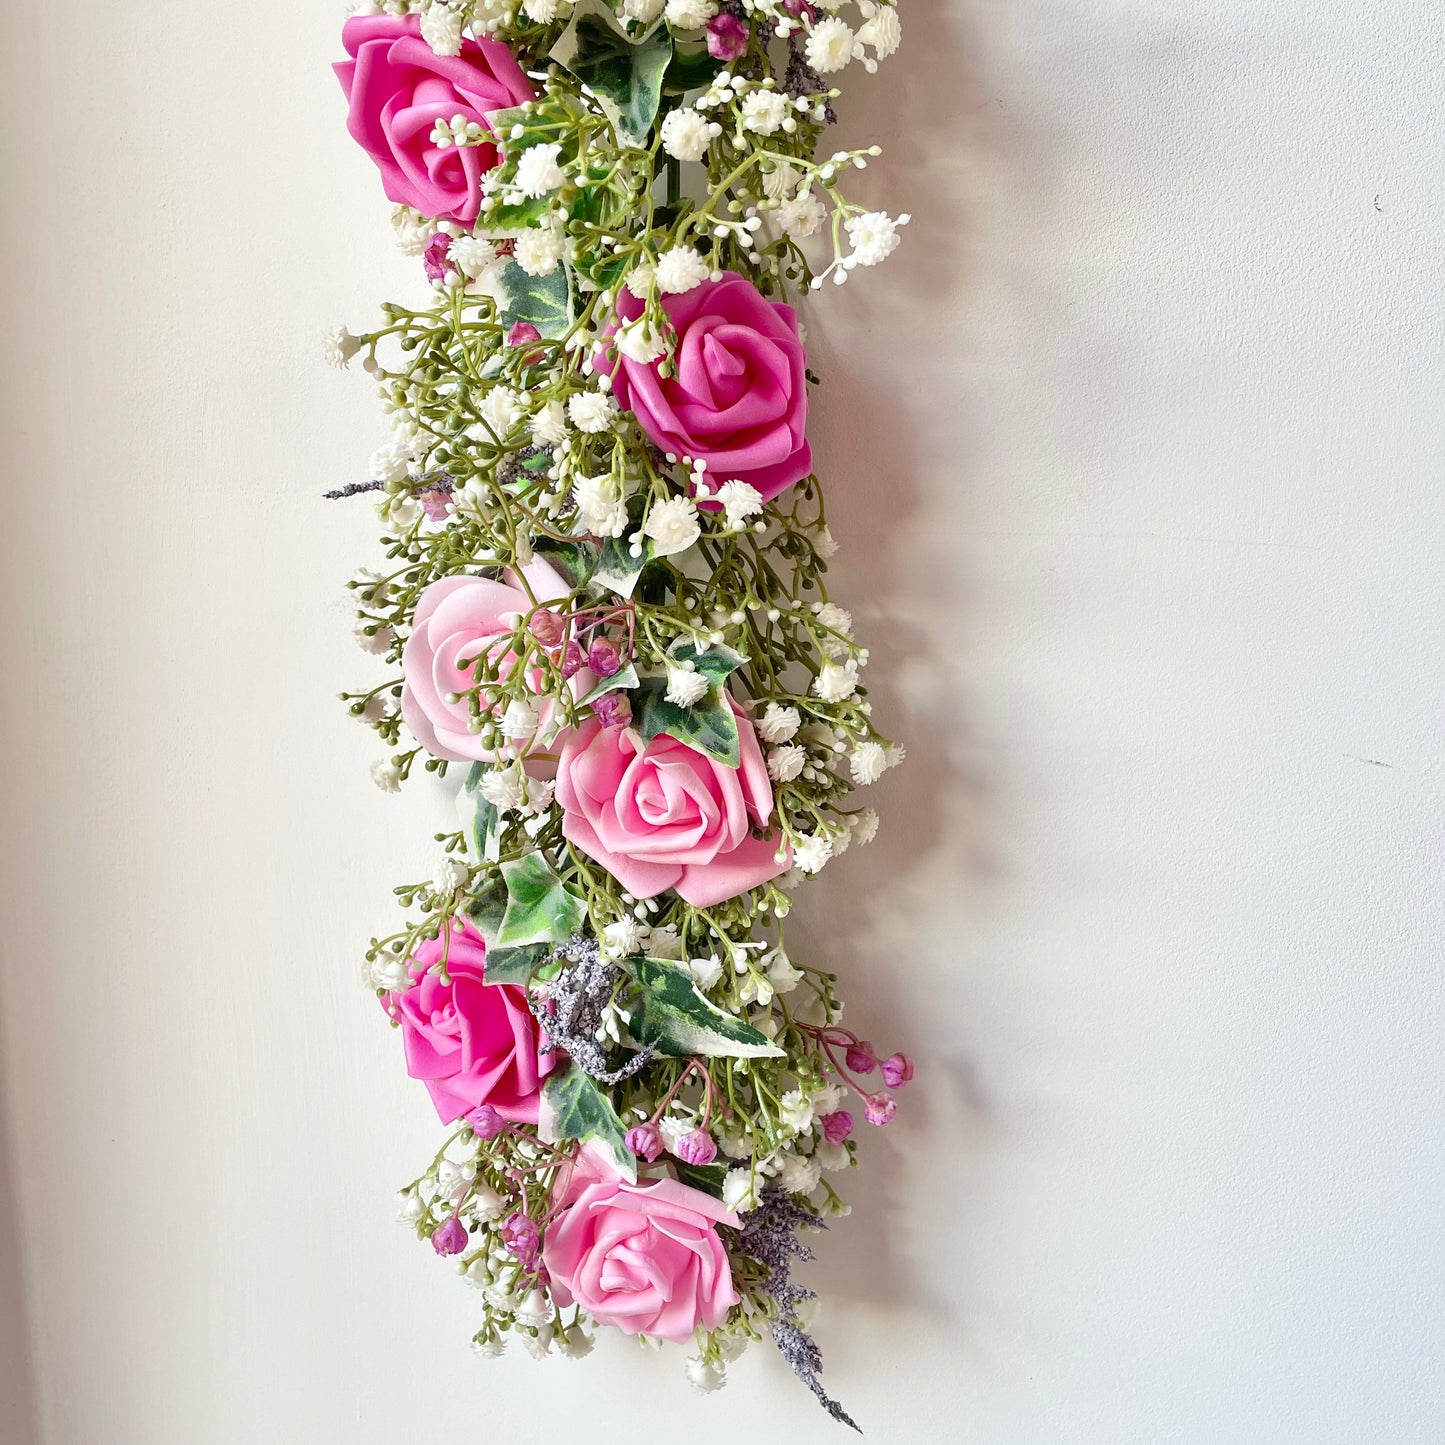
[458,762,502,863]
[621,957,784,1059]
[460,872,549,984]
[579,663,639,705]
[592,531,652,598]
[549,0,673,147]
[539,1063,637,1182]
[531,535,598,591]
[666,636,747,688]
[497,259,573,340]
[634,676,741,767]
[496,853,584,948]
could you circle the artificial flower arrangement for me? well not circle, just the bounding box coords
[327,0,907,1426]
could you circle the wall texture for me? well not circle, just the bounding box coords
[1,4,1442,1443]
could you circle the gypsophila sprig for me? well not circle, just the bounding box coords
[328,0,908,1424]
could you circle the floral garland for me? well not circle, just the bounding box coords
[327,0,908,1425]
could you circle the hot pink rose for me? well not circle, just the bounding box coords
[544,1150,740,1342]
[335,16,535,224]
[554,699,789,907]
[401,558,585,762]
[599,272,813,503]
[384,918,554,1124]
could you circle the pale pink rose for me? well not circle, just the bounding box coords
[597,272,812,503]
[384,918,555,1125]
[401,558,585,762]
[554,699,789,907]
[544,1150,740,1342]
[335,15,534,224]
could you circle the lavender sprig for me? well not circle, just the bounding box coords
[735,1189,859,1432]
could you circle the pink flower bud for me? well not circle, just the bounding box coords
[592,692,633,729]
[706,14,749,61]
[507,321,544,365]
[820,1109,854,1144]
[863,1092,897,1127]
[673,1129,719,1167]
[560,640,586,678]
[431,1217,468,1255]
[501,1211,541,1265]
[881,1052,914,1088]
[588,638,623,677]
[419,487,452,521]
[468,1104,506,1140]
[625,1123,665,1163]
[844,1040,878,1075]
[528,609,566,648]
[782,0,815,17]
[422,232,454,284]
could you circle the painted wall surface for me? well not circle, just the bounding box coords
[1,4,1442,1443]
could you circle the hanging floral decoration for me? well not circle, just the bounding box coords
[327,0,908,1425]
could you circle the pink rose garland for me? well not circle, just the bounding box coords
[385,918,555,1125]
[599,272,813,504]
[543,1150,740,1343]
[554,698,789,908]
[335,15,534,224]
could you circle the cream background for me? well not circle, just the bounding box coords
[2,3,1443,1442]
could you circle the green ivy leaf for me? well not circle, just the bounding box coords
[497,259,573,340]
[465,870,508,939]
[634,676,741,767]
[672,1160,731,1198]
[592,532,652,598]
[621,957,784,1059]
[666,636,748,687]
[497,853,584,947]
[550,0,673,146]
[532,535,598,590]
[579,663,639,705]
[662,45,724,96]
[457,764,502,863]
[483,942,550,986]
[539,1064,637,1181]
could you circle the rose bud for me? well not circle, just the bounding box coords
[588,638,623,677]
[592,693,633,729]
[560,640,586,679]
[528,609,566,648]
[468,1104,506,1140]
[863,1092,897,1127]
[707,14,749,61]
[881,1052,914,1088]
[820,1110,854,1144]
[844,1040,878,1075]
[673,1129,719,1167]
[431,1217,468,1255]
[625,1123,665,1163]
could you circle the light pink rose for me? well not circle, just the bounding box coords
[335,16,535,224]
[384,918,555,1125]
[544,1150,740,1342]
[401,559,584,762]
[598,272,813,503]
[554,699,789,907]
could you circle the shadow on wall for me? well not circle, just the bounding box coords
[775,0,1022,1336]
[0,1007,40,1445]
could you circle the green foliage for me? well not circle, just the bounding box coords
[621,957,784,1059]
[496,853,584,947]
[497,260,573,339]
[539,1064,637,1180]
[634,676,741,766]
[550,0,673,145]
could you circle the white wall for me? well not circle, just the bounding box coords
[1,3,1442,1442]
